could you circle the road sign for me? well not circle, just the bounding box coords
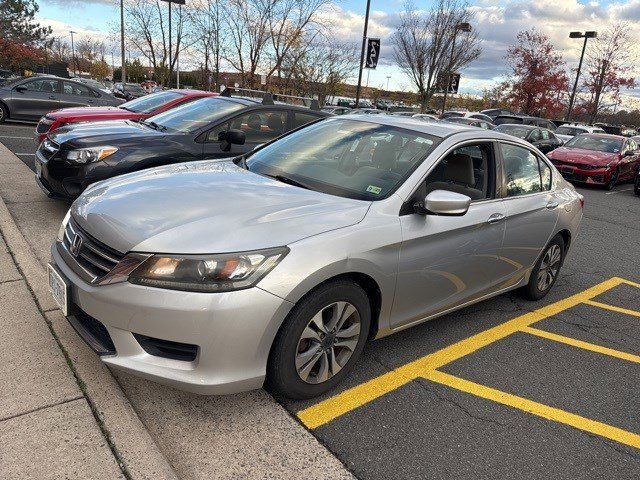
[365,38,380,69]
[435,73,461,94]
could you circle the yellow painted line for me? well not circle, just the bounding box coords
[424,370,640,450]
[621,278,640,289]
[583,300,640,318]
[297,277,627,429]
[521,326,640,364]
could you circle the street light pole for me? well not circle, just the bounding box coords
[386,75,390,91]
[354,0,371,109]
[168,1,172,88]
[69,31,77,76]
[565,31,597,122]
[441,22,471,115]
[120,0,126,93]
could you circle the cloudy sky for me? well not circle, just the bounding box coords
[35,0,640,104]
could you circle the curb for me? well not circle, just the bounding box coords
[0,143,179,480]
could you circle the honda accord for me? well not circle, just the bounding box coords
[48,116,583,399]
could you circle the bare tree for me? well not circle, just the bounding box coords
[577,24,636,123]
[123,0,188,85]
[392,0,481,112]
[284,40,357,105]
[185,0,224,90]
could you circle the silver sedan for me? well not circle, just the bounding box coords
[49,116,583,399]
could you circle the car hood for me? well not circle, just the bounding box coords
[48,106,141,121]
[48,120,162,147]
[548,147,618,166]
[72,160,371,254]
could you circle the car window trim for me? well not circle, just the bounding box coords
[496,139,554,199]
[400,138,501,215]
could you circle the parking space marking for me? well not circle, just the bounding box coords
[423,370,640,450]
[0,135,33,140]
[297,277,640,448]
[521,326,640,364]
[584,299,640,318]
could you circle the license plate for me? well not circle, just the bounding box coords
[48,263,69,316]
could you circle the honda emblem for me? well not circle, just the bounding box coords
[70,233,83,257]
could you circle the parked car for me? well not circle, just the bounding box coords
[388,111,418,117]
[73,78,112,95]
[36,89,218,141]
[554,123,606,143]
[353,108,385,115]
[112,82,147,100]
[0,75,122,123]
[547,134,640,190]
[495,124,562,153]
[443,117,495,130]
[35,92,328,200]
[635,165,640,196]
[47,115,583,398]
[442,111,494,123]
[412,113,441,122]
[480,108,514,120]
[321,106,352,115]
[494,114,557,131]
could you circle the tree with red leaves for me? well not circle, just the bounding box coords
[501,29,568,118]
[574,24,636,123]
[0,0,51,72]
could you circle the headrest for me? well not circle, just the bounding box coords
[444,153,474,186]
[372,141,397,170]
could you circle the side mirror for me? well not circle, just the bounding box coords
[415,190,471,216]
[218,128,246,152]
[14,85,27,93]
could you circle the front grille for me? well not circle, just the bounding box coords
[61,218,124,282]
[67,306,116,355]
[133,333,198,362]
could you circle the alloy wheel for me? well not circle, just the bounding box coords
[537,244,562,292]
[295,301,361,384]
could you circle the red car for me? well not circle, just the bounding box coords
[547,133,640,190]
[36,89,217,142]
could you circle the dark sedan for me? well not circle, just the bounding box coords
[35,94,328,200]
[0,76,123,123]
[495,124,563,154]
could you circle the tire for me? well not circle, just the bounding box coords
[0,102,8,123]
[521,234,565,301]
[605,167,619,191]
[267,280,371,399]
[634,172,640,196]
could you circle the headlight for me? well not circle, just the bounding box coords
[57,210,71,242]
[127,247,289,292]
[66,146,118,164]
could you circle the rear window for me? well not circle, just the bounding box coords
[121,91,184,114]
[495,125,531,139]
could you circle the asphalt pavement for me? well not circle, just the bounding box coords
[1,119,639,479]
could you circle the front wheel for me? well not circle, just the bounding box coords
[267,280,371,399]
[605,167,619,191]
[522,235,565,301]
[0,103,8,123]
[634,172,640,196]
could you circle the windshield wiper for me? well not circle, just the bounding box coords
[142,120,166,131]
[266,173,311,190]
[235,154,249,170]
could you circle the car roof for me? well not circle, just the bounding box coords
[338,114,522,141]
[219,96,327,113]
[169,88,216,97]
[496,123,536,130]
[581,133,626,140]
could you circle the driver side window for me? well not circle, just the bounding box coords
[207,110,287,144]
[423,143,494,201]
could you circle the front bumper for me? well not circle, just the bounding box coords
[51,244,294,395]
[551,162,613,185]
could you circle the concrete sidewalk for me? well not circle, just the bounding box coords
[0,139,354,479]
[0,234,125,479]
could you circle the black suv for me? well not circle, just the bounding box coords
[35,89,328,200]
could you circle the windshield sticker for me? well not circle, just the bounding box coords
[366,185,382,195]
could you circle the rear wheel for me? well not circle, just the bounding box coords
[522,235,565,300]
[0,103,8,123]
[267,280,371,399]
[634,170,640,196]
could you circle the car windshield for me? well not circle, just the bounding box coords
[121,91,183,113]
[146,96,243,132]
[495,125,531,139]
[564,135,622,153]
[246,118,439,201]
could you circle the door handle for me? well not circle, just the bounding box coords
[487,213,505,224]
[546,201,559,209]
